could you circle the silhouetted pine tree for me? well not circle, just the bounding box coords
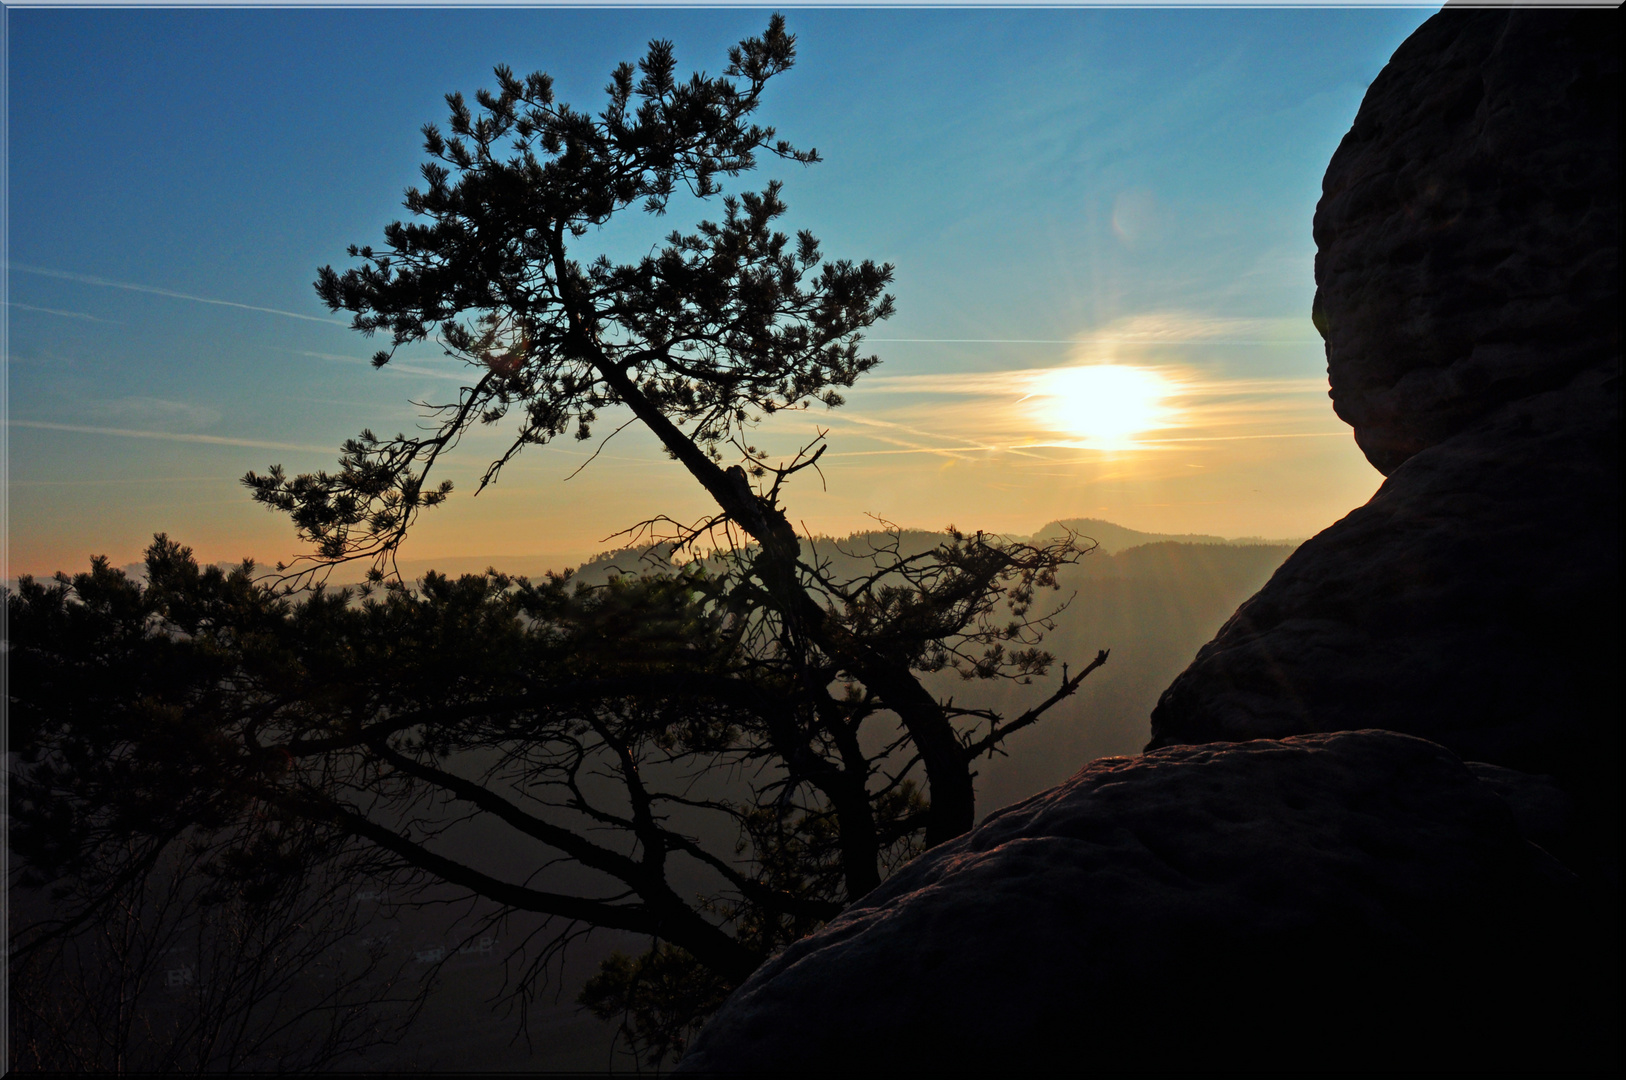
[12,18,1108,1068]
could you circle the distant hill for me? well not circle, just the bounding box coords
[1028,517,1303,554]
[956,539,1295,813]
[554,526,1299,816]
[71,519,1294,591]
[304,519,1302,586]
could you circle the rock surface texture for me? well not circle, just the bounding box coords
[1148,8,1621,868]
[1311,10,1619,474]
[680,733,1604,1073]
[683,10,1621,1075]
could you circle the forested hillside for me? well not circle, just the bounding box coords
[566,525,1297,816]
[956,540,1295,812]
[121,525,1296,814]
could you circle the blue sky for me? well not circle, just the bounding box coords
[5,5,1437,576]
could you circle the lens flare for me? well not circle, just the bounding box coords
[1037,365,1171,444]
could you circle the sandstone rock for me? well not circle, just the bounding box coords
[1149,8,1621,857]
[1147,370,1619,817]
[1312,8,1619,475]
[1465,761,1578,860]
[681,732,1608,1073]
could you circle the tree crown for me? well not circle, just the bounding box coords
[248,15,893,571]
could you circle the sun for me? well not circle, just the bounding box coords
[1036,365,1171,444]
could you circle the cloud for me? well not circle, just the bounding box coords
[6,419,330,453]
[814,343,1341,462]
[1167,376,1329,397]
[1138,431,1346,444]
[846,311,1328,445]
[855,371,1048,396]
[852,369,1326,408]
[820,411,1013,462]
[9,264,348,326]
[4,300,117,323]
[1072,312,1319,348]
[86,396,223,431]
[869,338,1083,345]
[292,349,467,381]
[867,311,1320,350]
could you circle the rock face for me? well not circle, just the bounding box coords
[1149,8,1621,860]
[683,12,1621,1074]
[681,732,1606,1073]
[1312,9,1619,475]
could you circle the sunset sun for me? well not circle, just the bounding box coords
[1038,364,1172,444]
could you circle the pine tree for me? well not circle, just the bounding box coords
[14,19,1108,1068]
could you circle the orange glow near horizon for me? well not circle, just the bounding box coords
[6,337,1382,582]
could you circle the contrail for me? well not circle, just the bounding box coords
[3,300,114,323]
[9,264,348,326]
[7,419,332,453]
[293,349,466,381]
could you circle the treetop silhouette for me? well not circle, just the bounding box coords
[246,13,891,570]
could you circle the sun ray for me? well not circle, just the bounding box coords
[1032,365,1174,446]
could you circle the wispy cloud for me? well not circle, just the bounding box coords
[86,396,223,431]
[1168,376,1329,397]
[855,369,1327,401]
[10,264,348,326]
[1074,312,1318,348]
[869,312,1320,350]
[872,338,1084,345]
[4,300,117,323]
[6,419,330,453]
[855,371,1047,396]
[810,351,1342,464]
[8,475,232,487]
[820,411,1050,463]
[293,349,467,381]
[1139,431,1346,444]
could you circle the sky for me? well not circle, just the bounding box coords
[4,4,1439,579]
